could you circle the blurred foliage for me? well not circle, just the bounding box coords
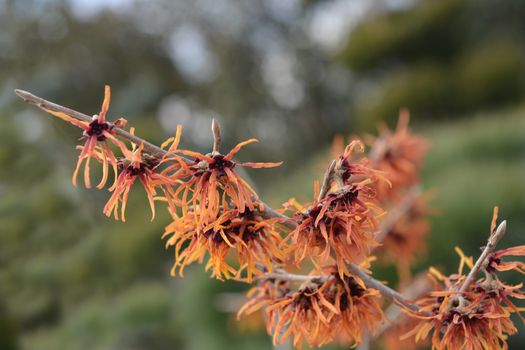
[456,42,525,109]
[422,109,525,263]
[340,0,525,128]
[340,0,466,71]
[1,0,525,349]
[355,63,453,127]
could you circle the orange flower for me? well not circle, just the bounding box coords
[483,245,525,322]
[238,267,384,349]
[103,138,177,222]
[163,207,285,281]
[403,246,524,350]
[237,279,290,334]
[404,286,519,350]
[259,281,335,348]
[321,268,385,346]
[44,85,126,189]
[168,139,282,225]
[285,152,383,277]
[368,109,430,199]
[335,139,386,186]
[487,245,525,275]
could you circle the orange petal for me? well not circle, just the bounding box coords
[240,161,283,168]
[224,138,258,160]
[98,85,111,122]
[43,108,89,130]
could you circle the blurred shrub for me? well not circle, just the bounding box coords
[353,41,525,129]
[0,306,18,350]
[354,63,453,129]
[341,0,525,128]
[340,0,465,72]
[421,110,525,270]
[456,41,525,109]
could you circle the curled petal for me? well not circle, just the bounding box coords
[224,138,258,160]
[241,161,283,168]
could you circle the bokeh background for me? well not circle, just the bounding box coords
[1,0,525,349]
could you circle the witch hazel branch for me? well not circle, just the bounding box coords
[16,87,525,350]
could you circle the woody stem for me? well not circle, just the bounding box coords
[15,88,420,311]
[263,265,420,312]
[458,220,507,293]
[15,89,167,159]
[211,118,221,154]
[317,160,336,201]
[375,185,422,243]
[348,263,420,312]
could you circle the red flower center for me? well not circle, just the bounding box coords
[118,160,148,177]
[86,118,110,141]
[209,154,235,175]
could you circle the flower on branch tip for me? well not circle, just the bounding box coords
[163,207,285,282]
[43,85,127,189]
[402,239,525,350]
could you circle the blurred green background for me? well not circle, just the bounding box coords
[1,0,524,349]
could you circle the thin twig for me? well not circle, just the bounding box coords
[368,135,387,166]
[15,89,420,311]
[258,205,297,230]
[375,185,422,243]
[347,263,420,312]
[458,220,507,293]
[357,274,431,350]
[376,273,432,336]
[15,88,284,226]
[317,160,336,201]
[211,118,222,154]
[264,265,420,312]
[15,89,168,159]
[263,272,325,283]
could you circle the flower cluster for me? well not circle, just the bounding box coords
[159,132,283,280]
[43,86,284,280]
[238,267,384,348]
[403,210,525,350]
[285,140,384,277]
[329,112,432,279]
[163,207,284,282]
[31,86,525,350]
